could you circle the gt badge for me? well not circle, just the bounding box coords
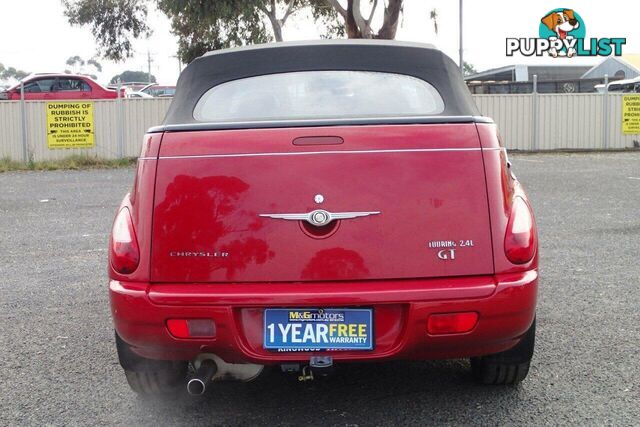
[437,249,456,260]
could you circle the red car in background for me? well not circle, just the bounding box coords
[110,41,539,396]
[0,73,122,100]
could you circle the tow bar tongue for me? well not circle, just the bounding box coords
[310,356,333,369]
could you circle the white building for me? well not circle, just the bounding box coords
[581,55,640,80]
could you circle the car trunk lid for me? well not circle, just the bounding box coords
[150,124,494,283]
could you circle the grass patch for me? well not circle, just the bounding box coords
[0,155,136,173]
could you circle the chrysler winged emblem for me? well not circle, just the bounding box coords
[259,209,380,227]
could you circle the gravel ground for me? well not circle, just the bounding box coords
[1,152,639,426]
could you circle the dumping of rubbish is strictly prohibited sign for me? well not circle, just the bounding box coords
[46,102,95,149]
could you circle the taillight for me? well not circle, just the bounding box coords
[110,207,140,274]
[504,197,536,264]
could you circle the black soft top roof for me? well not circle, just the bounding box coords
[161,40,481,128]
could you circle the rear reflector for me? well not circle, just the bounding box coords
[427,312,478,335]
[167,319,216,339]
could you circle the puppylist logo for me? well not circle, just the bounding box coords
[507,8,625,58]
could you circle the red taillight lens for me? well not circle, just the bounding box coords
[427,312,478,335]
[110,207,140,274]
[167,319,216,339]
[504,197,536,264]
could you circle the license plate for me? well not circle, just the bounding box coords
[263,308,373,351]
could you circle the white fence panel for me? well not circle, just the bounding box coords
[536,93,603,150]
[122,98,172,157]
[92,100,120,160]
[0,101,24,160]
[472,94,533,150]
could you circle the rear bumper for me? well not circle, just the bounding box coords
[110,271,537,364]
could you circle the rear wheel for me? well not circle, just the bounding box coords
[115,332,188,395]
[471,318,535,385]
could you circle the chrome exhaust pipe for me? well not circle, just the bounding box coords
[187,359,217,395]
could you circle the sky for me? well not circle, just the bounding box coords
[0,0,638,86]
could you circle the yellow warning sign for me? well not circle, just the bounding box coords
[46,102,95,149]
[622,95,640,135]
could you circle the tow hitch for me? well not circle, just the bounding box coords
[296,356,334,382]
[310,356,333,369]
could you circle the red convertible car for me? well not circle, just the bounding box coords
[109,41,538,395]
[0,73,122,100]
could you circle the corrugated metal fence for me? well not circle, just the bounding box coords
[474,93,638,150]
[0,94,638,161]
[0,98,171,161]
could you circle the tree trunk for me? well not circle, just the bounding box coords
[324,0,400,40]
[375,0,402,39]
[262,2,284,42]
[272,20,283,42]
[346,0,363,38]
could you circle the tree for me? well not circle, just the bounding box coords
[463,61,477,77]
[156,0,272,63]
[63,0,304,63]
[66,55,85,71]
[110,70,157,84]
[309,1,345,38]
[62,0,150,61]
[429,8,438,35]
[320,0,403,39]
[65,55,103,79]
[257,0,305,42]
[0,63,29,82]
[63,1,408,64]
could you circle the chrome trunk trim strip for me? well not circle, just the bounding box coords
[140,147,505,161]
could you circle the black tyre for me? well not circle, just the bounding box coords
[471,318,535,385]
[115,332,188,395]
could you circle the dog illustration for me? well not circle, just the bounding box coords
[541,9,580,57]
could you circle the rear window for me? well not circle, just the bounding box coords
[193,71,445,122]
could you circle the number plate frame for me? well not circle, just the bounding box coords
[263,308,373,351]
